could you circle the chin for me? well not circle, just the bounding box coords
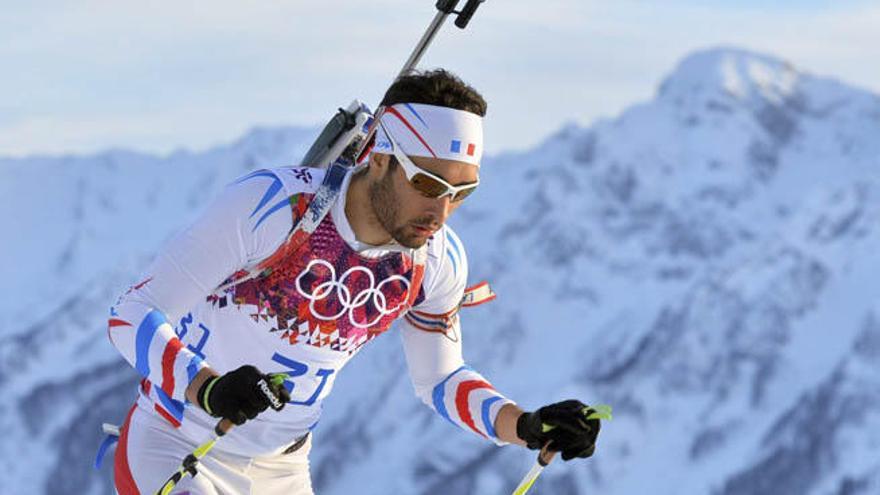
[395,235,429,249]
[392,228,431,249]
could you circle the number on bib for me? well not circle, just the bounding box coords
[271,352,336,406]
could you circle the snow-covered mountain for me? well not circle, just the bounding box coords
[2,47,879,495]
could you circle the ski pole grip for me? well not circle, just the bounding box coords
[455,0,484,28]
[214,418,234,437]
[537,445,556,467]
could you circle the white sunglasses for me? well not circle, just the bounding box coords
[379,122,479,202]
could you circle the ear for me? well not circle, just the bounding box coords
[367,153,391,180]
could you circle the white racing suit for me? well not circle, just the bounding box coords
[108,166,512,494]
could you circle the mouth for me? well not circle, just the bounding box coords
[411,224,436,236]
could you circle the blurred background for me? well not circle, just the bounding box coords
[2,1,879,494]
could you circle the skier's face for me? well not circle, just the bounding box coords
[369,153,478,248]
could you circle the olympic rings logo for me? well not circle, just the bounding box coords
[295,259,411,329]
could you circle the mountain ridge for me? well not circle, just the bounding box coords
[2,46,879,494]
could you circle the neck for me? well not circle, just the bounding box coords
[345,170,394,246]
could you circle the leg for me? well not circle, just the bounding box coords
[115,405,221,495]
[247,436,315,495]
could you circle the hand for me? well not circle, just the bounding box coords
[196,365,291,425]
[516,399,601,461]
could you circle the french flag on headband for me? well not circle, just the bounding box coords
[450,140,477,157]
[374,103,483,166]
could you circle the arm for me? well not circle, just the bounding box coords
[399,315,518,445]
[185,367,219,404]
[400,316,602,455]
[494,403,526,446]
[399,227,603,458]
[399,226,520,445]
[108,171,292,409]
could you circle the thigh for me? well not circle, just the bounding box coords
[248,437,315,495]
[116,406,223,495]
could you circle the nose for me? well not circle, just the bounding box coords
[429,195,453,224]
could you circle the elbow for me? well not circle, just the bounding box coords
[412,379,437,409]
[106,314,134,347]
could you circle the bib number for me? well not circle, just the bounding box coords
[271,352,336,406]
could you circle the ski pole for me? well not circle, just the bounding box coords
[398,0,460,79]
[153,373,289,495]
[302,1,490,169]
[356,0,490,159]
[399,0,487,77]
[359,1,462,161]
[454,0,486,29]
[511,404,613,495]
[153,418,233,495]
[512,447,556,495]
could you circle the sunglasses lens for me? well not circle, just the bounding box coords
[452,185,477,202]
[410,173,450,198]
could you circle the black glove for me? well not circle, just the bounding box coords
[197,365,291,425]
[516,399,601,461]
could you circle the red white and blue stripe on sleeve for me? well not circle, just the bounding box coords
[108,301,207,427]
[404,307,459,335]
[431,365,514,445]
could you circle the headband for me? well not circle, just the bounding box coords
[373,103,483,166]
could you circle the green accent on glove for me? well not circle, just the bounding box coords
[200,376,221,416]
[586,404,613,421]
[540,403,612,432]
[542,403,613,432]
[269,373,288,388]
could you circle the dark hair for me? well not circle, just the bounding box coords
[380,69,487,117]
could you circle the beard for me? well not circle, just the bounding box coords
[368,169,432,249]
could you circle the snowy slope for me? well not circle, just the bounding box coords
[0,127,318,494]
[2,47,879,495]
[311,47,880,495]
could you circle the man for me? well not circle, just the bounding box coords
[108,69,600,494]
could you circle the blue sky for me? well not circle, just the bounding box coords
[1,0,878,157]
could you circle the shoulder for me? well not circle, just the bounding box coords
[425,224,467,280]
[234,166,325,196]
[218,166,326,242]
